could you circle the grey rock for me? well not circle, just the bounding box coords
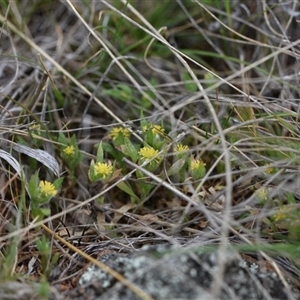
[68,245,300,300]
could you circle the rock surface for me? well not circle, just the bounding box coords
[65,244,300,300]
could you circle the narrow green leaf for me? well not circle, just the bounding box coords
[120,137,138,162]
[183,70,197,92]
[58,132,67,145]
[88,160,96,182]
[40,208,51,217]
[117,181,140,202]
[96,142,104,162]
[28,171,40,199]
[167,158,186,176]
[102,142,123,162]
[53,177,64,190]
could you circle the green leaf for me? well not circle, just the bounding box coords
[143,127,155,147]
[117,84,132,101]
[287,193,296,205]
[139,182,155,200]
[28,171,40,199]
[96,142,104,162]
[88,160,96,182]
[112,134,125,147]
[31,205,48,221]
[117,181,140,203]
[135,170,155,199]
[57,132,67,145]
[70,134,77,145]
[183,70,197,92]
[102,84,132,103]
[38,194,52,205]
[53,177,64,190]
[53,87,65,108]
[102,142,123,162]
[190,160,206,180]
[36,235,50,252]
[120,137,138,162]
[40,208,51,217]
[140,112,147,129]
[167,158,186,176]
[72,150,84,167]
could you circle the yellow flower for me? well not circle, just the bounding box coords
[142,124,150,132]
[151,124,165,135]
[29,124,41,131]
[63,145,75,156]
[174,144,189,153]
[264,164,275,174]
[39,181,57,197]
[110,127,131,140]
[190,159,206,180]
[257,188,268,202]
[142,124,165,135]
[190,159,206,171]
[273,206,291,222]
[139,146,159,160]
[94,162,113,178]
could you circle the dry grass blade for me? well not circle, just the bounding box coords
[0,149,22,177]
[41,224,154,300]
[12,144,60,177]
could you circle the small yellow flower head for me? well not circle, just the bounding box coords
[142,124,150,132]
[139,146,159,160]
[264,164,275,174]
[39,181,57,197]
[190,159,206,180]
[29,124,41,131]
[151,124,165,135]
[63,145,75,156]
[110,127,131,140]
[273,206,291,222]
[174,144,189,153]
[257,188,268,202]
[190,159,206,171]
[142,124,165,135]
[94,162,113,178]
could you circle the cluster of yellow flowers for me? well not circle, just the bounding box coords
[109,125,207,178]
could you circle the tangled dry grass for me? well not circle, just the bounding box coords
[1,1,300,299]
